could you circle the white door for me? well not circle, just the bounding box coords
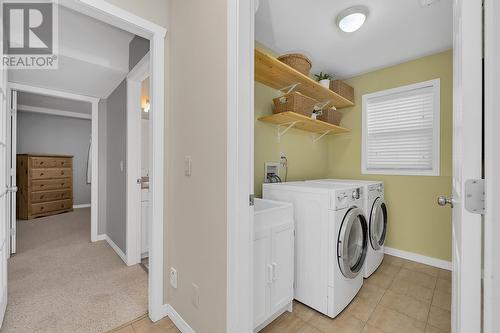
[441,1,483,332]
[269,224,294,314]
[483,1,500,332]
[7,90,16,255]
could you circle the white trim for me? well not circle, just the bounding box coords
[59,0,166,39]
[484,1,500,332]
[7,83,100,244]
[18,105,92,120]
[126,53,150,267]
[165,305,196,333]
[105,235,127,265]
[8,83,99,103]
[361,79,441,177]
[384,246,452,271]
[73,204,91,209]
[227,0,255,332]
[95,234,107,242]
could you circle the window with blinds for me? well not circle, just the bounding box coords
[362,79,440,176]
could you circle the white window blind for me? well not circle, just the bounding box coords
[362,79,440,176]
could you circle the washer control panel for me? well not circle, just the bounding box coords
[333,187,363,210]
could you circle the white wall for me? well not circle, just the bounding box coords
[17,112,91,205]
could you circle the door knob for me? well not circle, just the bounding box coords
[437,195,454,208]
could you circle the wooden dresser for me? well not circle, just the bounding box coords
[17,154,74,220]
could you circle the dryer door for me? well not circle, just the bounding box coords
[338,207,368,279]
[369,197,387,251]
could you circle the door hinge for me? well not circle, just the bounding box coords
[249,194,255,207]
[465,179,485,215]
[9,228,15,236]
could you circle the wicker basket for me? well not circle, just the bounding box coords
[318,108,343,126]
[277,53,312,76]
[330,80,354,103]
[273,92,316,117]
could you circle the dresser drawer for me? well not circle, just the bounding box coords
[31,168,72,180]
[31,179,72,191]
[31,199,73,215]
[30,157,72,169]
[31,189,72,203]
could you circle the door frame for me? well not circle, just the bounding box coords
[7,82,100,244]
[126,53,150,266]
[9,0,168,322]
[227,0,255,332]
[483,0,499,331]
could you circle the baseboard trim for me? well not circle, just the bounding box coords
[95,234,107,242]
[104,235,128,265]
[384,246,452,271]
[165,304,196,333]
[73,204,91,209]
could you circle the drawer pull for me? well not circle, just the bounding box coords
[40,184,44,188]
[40,206,44,210]
[40,195,44,199]
[60,204,64,208]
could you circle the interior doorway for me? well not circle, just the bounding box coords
[0,0,167,328]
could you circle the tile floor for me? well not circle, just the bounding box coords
[109,255,451,333]
[260,255,451,333]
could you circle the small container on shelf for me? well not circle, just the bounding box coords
[277,53,312,76]
[330,80,354,104]
[317,107,343,126]
[273,92,317,117]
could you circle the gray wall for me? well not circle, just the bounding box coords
[105,80,127,253]
[17,112,91,205]
[129,36,150,70]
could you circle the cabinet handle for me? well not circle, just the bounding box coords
[272,263,278,281]
[266,264,273,284]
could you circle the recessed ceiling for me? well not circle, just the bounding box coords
[17,91,92,114]
[255,0,452,79]
[9,5,135,98]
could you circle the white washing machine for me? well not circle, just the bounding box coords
[308,179,387,278]
[263,181,368,318]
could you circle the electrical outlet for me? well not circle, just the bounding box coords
[191,283,200,308]
[170,267,178,289]
[184,156,192,176]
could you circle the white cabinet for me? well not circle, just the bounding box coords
[253,199,294,331]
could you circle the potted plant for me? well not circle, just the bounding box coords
[314,72,333,89]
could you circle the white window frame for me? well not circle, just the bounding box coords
[361,79,441,176]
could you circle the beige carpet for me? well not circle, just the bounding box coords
[2,208,148,333]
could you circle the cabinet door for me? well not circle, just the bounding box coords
[270,223,294,314]
[253,229,271,328]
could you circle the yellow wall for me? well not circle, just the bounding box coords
[327,50,453,261]
[254,82,330,197]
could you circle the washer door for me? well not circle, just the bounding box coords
[369,197,387,250]
[338,207,368,279]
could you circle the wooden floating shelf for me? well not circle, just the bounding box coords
[255,49,354,109]
[258,112,351,138]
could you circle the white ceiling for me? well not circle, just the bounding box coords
[9,5,134,98]
[255,0,452,79]
[17,91,91,114]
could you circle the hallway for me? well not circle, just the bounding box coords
[3,208,147,332]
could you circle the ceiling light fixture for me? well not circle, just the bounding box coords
[336,6,369,33]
